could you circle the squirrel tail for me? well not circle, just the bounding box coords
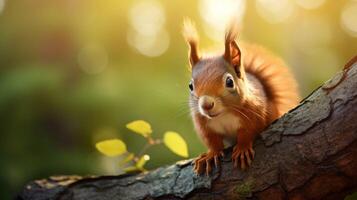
[242,44,300,120]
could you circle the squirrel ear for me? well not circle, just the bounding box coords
[224,24,242,78]
[228,40,241,67]
[183,19,200,68]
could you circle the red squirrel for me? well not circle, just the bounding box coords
[182,20,300,175]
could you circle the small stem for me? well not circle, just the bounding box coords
[154,139,162,145]
[136,137,163,159]
[137,143,151,158]
[148,137,155,145]
[133,156,139,163]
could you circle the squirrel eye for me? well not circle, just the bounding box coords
[225,76,234,88]
[189,81,194,91]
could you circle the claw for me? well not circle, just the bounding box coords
[245,151,252,166]
[194,155,207,174]
[214,156,219,168]
[240,153,246,170]
[206,159,211,176]
[220,152,225,157]
[193,150,224,175]
[232,145,255,170]
[250,148,255,159]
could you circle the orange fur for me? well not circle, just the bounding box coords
[183,19,200,66]
[183,20,300,174]
[242,43,300,119]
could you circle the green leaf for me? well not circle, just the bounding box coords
[136,154,150,170]
[126,120,152,137]
[95,139,127,157]
[163,131,189,158]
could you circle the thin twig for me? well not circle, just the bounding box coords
[135,137,163,160]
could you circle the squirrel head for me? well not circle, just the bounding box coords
[183,19,249,119]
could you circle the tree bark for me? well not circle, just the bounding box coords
[17,58,357,200]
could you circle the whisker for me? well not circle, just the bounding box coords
[230,106,254,128]
[238,104,268,124]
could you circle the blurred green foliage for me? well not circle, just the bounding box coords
[0,0,356,198]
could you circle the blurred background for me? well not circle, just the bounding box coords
[0,0,357,198]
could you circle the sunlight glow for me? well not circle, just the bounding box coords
[341,2,357,37]
[256,0,295,24]
[127,28,169,57]
[199,0,246,41]
[292,17,332,51]
[0,0,5,14]
[129,0,165,36]
[295,0,326,10]
[127,0,169,57]
[78,44,108,74]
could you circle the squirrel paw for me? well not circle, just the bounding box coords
[194,150,224,175]
[232,145,255,170]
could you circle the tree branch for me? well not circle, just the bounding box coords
[17,58,357,200]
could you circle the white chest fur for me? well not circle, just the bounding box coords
[207,112,241,136]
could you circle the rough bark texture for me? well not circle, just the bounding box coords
[17,59,357,200]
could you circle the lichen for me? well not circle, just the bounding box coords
[235,178,255,199]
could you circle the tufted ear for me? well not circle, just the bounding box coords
[224,24,243,78]
[182,19,200,69]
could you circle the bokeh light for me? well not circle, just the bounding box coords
[0,0,356,198]
[127,28,170,57]
[341,2,357,37]
[199,0,246,41]
[129,0,165,36]
[0,0,4,14]
[78,44,108,74]
[127,0,169,57]
[294,0,326,10]
[256,0,295,24]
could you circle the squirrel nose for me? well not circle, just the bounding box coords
[202,101,214,110]
[199,96,215,111]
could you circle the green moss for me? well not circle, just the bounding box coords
[235,179,254,199]
[345,192,357,200]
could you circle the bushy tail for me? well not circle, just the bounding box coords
[242,43,300,120]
